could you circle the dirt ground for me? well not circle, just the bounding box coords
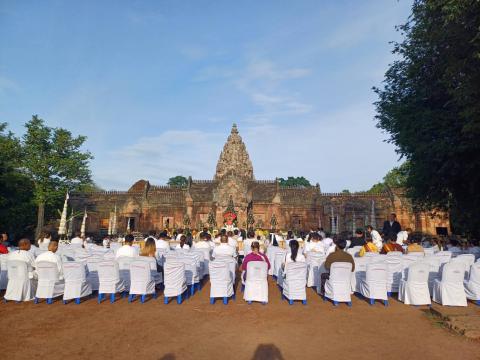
[1,278,479,360]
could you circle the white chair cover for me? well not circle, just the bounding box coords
[265,246,283,276]
[191,251,205,279]
[324,262,352,303]
[194,248,211,276]
[306,253,326,288]
[273,249,287,278]
[359,262,388,301]
[129,260,155,295]
[243,261,268,303]
[398,262,431,305]
[434,251,452,264]
[163,261,187,297]
[215,256,236,285]
[432,261,467,306]
[98,260,126,294]
[423,247,436,256]
[385,254,402,293]
[282,262,307,301]
[35,261,64,299]
[63,261,92,300]
[209,261,234,298]
[139,256,162,285]
[464,263,480,301]
[0,254,8,290]
[452,254,475,279]
[5,260,35,301]
[352,257,369,293]
[177,254,199,286]
[86,257,102,291]
[117,256,134,290]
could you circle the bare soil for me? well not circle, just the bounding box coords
[1,278,479,360]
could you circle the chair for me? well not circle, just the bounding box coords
[359,262,389,306]
[177,254,200,296]
[0,254,8,290]
[4,260,35,302]
[434,251,452,264]
[86,256,102,291]
[163,261,187,304]
[156,248,169,267]
[273,251,287,279]
[385,254,403,295]
[193,248,211,276]
[324,262,353,307]
[282,262,307,305]
[432,261,467,306]
[406,252,424,258]
[209,261,234,304]
[452,254,475,279]
[265,246,283,276]
[97,260,126,303]
[423,247,436,256]
[117,256,134,291]
[351,257,369,293]
[306,253,326,288]
[128,260,156,303]
[35,261,64,303]
[191,251,205,279]
[464,263,480,305]
[398,262,431,305]
[63,262,92,304]
[243,261,268,304]
[215,256,236,289]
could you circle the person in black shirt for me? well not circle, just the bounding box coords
[349,229,366,248]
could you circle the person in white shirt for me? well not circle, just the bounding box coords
[243,230,256,256]
[155,232,170,250]
[213,235,236,258]
[175,235,190,250]
[304,233,325,254]
[70,232,84,246]
[175,229,184,242]
[115,234,138,259]
[102,236,110,248]
[8,238,36,279]
[194,232,213,249]
[227,231,238,250]
[38,232,52,250]
[283,240,306,267]
[320,236,334,254]
[367,225,383,250]
[35,239,64,279]
[396,228,412,246]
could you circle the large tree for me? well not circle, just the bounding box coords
[367,162,410,193]
[278,176,312,187]
[167,175,189,187]
[21,115,93,239]
[374,1,480,236]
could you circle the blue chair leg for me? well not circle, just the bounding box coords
[289,299,294,305]
[75,298,81,304]
[197,282,202,291]
[302,300,307,305]
[34,297,39,304]
[210,297,215,304]
[164,297,169,304]
[232,293,236,301]
[46,298,53,305]
[248,301,252,305]
[322,295,326,302]
[262,301,267,305]
[98,293,102,304]
[141,294,146,303]
[128,294,134,303]
[110,293,115,303]
[241,285,245,292]
[122,291,127,299]
[333,300,339,307]
[153,292,158,299]
[347,301,352,307]
[387,292,392,297]
[384,300,389,307]
[223,297,228,305]
[369,298,375,306]
[177,293,182,304]
[63,300,67,304]
[190,285,195,297]
[476,300,480,306]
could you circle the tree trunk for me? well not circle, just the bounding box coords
[35,202,45,243]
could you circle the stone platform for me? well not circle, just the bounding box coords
[430,302,480,340]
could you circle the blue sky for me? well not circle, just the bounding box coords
[0,0,412,191]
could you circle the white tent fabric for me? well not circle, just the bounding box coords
[63,262,92,301]
[324,262,352,304]
[243,261,268,303]
[5,260,35,302]
[398,262,431,305]
[306,253,326,288]
[98,260,126,295]
[432,261,468,306]
[117,256,134,291]
[464,263,480,301]
[163,261,187,298]
[359,262,388,302]
[129,260,155,296]
[35,261,64,300]
[282,261,307,301]
[0,254,8,290]
[209,261,234,299]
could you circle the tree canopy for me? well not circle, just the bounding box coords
[367,162,410,193]
[168,175,189,187]
[374,0,480,236]
[278,176,312,187]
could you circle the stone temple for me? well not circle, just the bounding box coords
[71,124,449,236]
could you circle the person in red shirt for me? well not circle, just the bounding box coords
[241,241,270,280]
[0,232,9,254]
[381,233,404,254]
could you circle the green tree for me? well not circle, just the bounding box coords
[167,175,188,187]
[373,1,480,236]
[278,176,312,187]
[21,115,93,239]
[367,162,410,193]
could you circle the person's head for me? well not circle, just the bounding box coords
[0,231,6,243]
[220,235,228,244]
[388,233,397,243]
[247,230,255,239]
[289,240,300,262]
[199,232,208,241]
[206,233,212,241]
[159,231,168,239]
[220,229,227,235]
[251,241,260,253]
[355,229,364,238]
[48,239,59,253]
[180,235,187,248]
[366,225,373,232]
[18,238,31,251]
[406,227,412,234]
[142,237,156,256]
[44,231,52,239]
[450,238,459,247]
[125,234,134,245]
[336,238,347,250]
[287,230,294,240]
[178,229,184,235]
[311,233,320,242]
[203,227,208,233]
[227,231,233,238]
[233,229,239,236]
[74,231,81,238]
[389,213,397,222]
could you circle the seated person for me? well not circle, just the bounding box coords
[349,229,366,248]
[446,238,461,253]
[324,238,355,272]
[155,232,170,250]
[243,230,257,254]
[140,238,162,285]
[0,231,9,254]
[38,231,52,250]
[320,236,335,255]
[358,237,379,257]
[115,234,138,258]
[304,232,325,254]
[381,234,405,254]
[407,235,424,254]
[193,232,212,249]
[227,231,238,249]
[396,228,412,246]
[283,240,305,268]
[212,235,236,258]
[70,232,84,246]
[35,238,64,279]
[242,241,270,279]
[8,238,37,280]
[175,235,190,250]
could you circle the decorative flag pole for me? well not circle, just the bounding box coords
[58,192,69,239]
[112,204,117,235]
[352,209,356,236]
[371,199,376,229]
[80,209,88,238]
[108,211,113,236]
[127,217,131,232]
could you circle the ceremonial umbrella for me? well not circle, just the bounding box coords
[80,209,87,238]
[58,192,69,238]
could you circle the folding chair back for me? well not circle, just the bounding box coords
[35,261,61,299]
[5,260,33,301]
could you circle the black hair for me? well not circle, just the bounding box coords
[125,234,134,243]
[290,240,299,262]
[336,238,347,250]
[355,229,364,236]
[247,230,255,238]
